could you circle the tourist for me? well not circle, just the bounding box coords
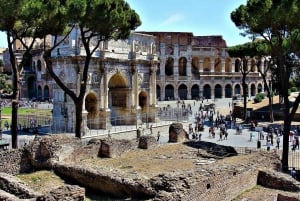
[157,131,160,142]
[266,140,271,151]
[291,168,296,179]
[276,135,280,149]
[149,125,153,134]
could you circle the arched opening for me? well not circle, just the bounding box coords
[203,58,210,72]
[234,59,240,72]
[37,60,42,71]
[258,83,263,93]
[165,57,174,76]
[37,85,42,100]
[27,76,36,100]
[225,58,232,72]
[225,84,232,98]
[165,85,174,100]
[214,84,222,98]
[191,84,199,100]
[156,85,161,101]
[203,84,211,99]
[192,57,199,75]
[85,93,98,129]
[44,85,49,101]
[214,58,222,72]
[250,84,256,96]
[139,91,147,110]
[235,84,241,95]
[178,57,187,76]
[108,73,129,125]
[178,84,187,100]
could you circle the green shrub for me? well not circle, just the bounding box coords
[254,92,265,103]
[290,86,298,92]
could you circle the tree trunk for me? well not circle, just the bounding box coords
[281,94,291,172]
[75,99,83,138]
[11,99,18,148]
[268,95,274,122]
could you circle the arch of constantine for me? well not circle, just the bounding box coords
[50,32,158,133]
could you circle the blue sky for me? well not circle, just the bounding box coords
[126,0,249,46]
[0,0,249,48]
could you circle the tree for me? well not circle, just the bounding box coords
[231,0,300,171]
[228,40,274,122]
[0,0,72,148]
[43,0,141,138]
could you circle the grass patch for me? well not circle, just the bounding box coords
[17,170,66,194]
[1,107,51,116]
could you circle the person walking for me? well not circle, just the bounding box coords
[157,131,160,142]
[276,135,280,149]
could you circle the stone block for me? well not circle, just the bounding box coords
[138,135,157,149]
[168,123,187,143]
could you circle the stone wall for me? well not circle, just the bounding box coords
[0,149,32,175]
[150,152,282,201]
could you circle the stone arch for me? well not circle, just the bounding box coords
[108,73,130,125]
[139,91,147,111]
[27,76,36,99]
[214,58,222,72]
[203,57,210,72]
[165,84,174,100]
[235,84,241,95]
[37,60,42,71]
[225,58,232,72]
[178,57,187,76]
[44,85,50,101]
[165,57,174,76]
[203,84,211,99]
[250,83,256,96]
[156,85,161,101]
[191,84,200,99]
[37,85,42,100]
[234,59,240,72]
[225,84,232,98]
[85,92,98,129]
[178,84,187,100]
[258,83,263,93]
[214,84,222,98]
[250,59,256,72]
[192,57,199,75]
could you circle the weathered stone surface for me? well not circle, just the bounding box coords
[0,172,42,199]
[99,138,136,158]
[36,184,85,201]
[138,135,157,149]
[52,162,156,199]
[168,123,187,143]
[257,170,300,192]
[277,193,300,201]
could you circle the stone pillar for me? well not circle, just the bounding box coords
[210,61,214,73]
[199,59,203,73]
[221,60,225,72]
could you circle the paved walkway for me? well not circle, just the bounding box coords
[1,98,299,152]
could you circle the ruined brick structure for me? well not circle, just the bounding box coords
[138,31,267,100]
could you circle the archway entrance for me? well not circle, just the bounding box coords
[44,85,50,101]
[178,84,187,100]
[85,93,98,129]
[108,73,130,125]
[191,85,199,99]
[165,84,174,100]
[214,84,222,98]
[203,84,211,99]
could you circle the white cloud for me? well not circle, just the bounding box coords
[159,13,185,27]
